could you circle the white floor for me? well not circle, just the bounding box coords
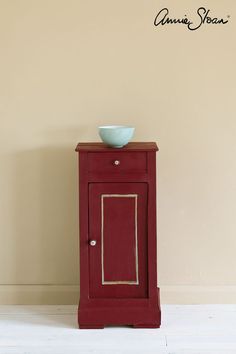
[0,305,236,354]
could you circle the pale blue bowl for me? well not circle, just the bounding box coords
[98,125,135,148]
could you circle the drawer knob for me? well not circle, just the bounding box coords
[113,160,120,166]
[89,240,97,246]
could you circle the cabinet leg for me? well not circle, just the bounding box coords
[133,323,160,328]
[79,324,104,329]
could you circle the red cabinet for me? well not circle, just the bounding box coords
[75,142,161,328]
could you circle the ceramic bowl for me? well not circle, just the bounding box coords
[98,125,135,148]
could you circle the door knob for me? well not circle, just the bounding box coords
[89,240,97,246]
[113,160,120,166]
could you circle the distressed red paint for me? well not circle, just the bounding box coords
[75,142,161,329]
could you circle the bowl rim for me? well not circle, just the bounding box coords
[98,125,134,129]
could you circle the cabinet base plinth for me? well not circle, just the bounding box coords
[78,289,161,329]
[79,323,160,329]
[78,309,161,329]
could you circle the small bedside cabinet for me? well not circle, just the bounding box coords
[75,142,161,329]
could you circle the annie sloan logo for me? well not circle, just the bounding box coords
[154,7,230,31]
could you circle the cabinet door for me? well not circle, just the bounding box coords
[89,183,148,298]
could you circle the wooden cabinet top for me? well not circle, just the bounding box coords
[75,142,158,152]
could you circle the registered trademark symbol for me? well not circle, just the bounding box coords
[227,15,230,18]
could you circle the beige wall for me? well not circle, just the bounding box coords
[0,0,236,304]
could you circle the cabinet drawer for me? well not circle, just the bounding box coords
[88,152,147,173]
